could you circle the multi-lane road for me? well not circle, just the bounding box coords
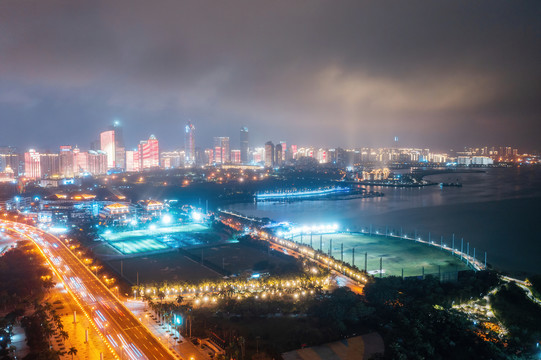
[0,220,177,360]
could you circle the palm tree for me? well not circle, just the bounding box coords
[67,346,78,360]
[175,295,184,305]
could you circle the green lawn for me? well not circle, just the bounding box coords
[108,238,169,254]
[101,223,209,242]
[293,232,469,277]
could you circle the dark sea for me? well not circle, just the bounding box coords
[228,167,541,276]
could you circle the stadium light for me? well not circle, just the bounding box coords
[161,214,172,225]
[191,211,202,221]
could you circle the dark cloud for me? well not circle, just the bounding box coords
[0,0,540,151]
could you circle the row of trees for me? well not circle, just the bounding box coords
[0,242,78,360]
[0,242,54,310]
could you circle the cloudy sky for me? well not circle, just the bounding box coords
[0,0,540,151]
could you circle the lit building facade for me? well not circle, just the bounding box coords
[231,149,241,164]
[213,137,230,164]
[59,146,74,178]
[265,141,274,167]
[139,135,160,169]
[100,130,116,169]
[240,126,249,164]
[185,121,195,165]
[24,149,41,179]
[112,121,125,170]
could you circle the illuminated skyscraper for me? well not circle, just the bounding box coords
[231,149,241,164]
[279,141,287,162]
[139,135,160,169]
[125,150,137,172]
[39,153,59,178]
[24,149,41,179]
[275,144,283,166]
[100,130,116,169]
[88,150,108,175]
[185,121,195,165]
[59,145,74,178]
[112,121,125,170]
[204,149,214,165]
[240,126,249,164]
[213,137,230,164]
[265,141,274,167]
[290,145,298,159]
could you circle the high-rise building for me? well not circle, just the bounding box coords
[240,126,249,164]
[39,153,59,178]
[265,141,274,167]
[231,149,241,164]
[88,150,108,175]
[252,147,265,164]
[279,141,287,162]
[125,150,137,172]
[290,145,298,159]
[100,130,116,169]
[204,149,214,165]
[213,137,230,164]
[185,121,195,165]
[161,151,184,169]
[59,146,74,178]
[76,151,90,174]
[112,121,125,170]
[275,144,283,166]
[24,149,41,179]
[0,147,20,176]
[139,135,160,169]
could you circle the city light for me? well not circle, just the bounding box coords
[161,214,172,225]
[191,211,202,221]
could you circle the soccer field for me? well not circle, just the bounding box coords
[101,223,209,242]
[108,238,169,255]
[292,232,469,277]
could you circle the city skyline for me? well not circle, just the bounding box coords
[1,1,540,151]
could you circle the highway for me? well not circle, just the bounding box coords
[0,220,178,360]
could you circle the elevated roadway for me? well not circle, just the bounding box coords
[0,220,178,360]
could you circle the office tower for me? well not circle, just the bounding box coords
[279,141,287,161]
[213,137,230,164]
[275,144,283,166]
[88,150,108,175]
[161,151,184,169]
[39,153,59,178]
[252,147,265,164]
[112,121,125,170]
[240,126,249,164]
[265,141,274,167]
[317,148,328,163]
[100,130,116,169]
[76,151,90,174]
[290,145,298,159]
[24,149,41,179]
[185,121,195,165]
[125,150,136,172]
[204,149,214,165]
[59,146,74,178]
[139,135,160,169]
[0,147,20,176]
[231,149,241,164]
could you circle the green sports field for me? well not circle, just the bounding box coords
[101,223,209,242]
[292,232,469,277]
[101,223,210,255]
[108,238,169,255]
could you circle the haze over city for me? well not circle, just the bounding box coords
[1,2,541,360]
[1,0,540,151]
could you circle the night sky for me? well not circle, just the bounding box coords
[1,1,540,151]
